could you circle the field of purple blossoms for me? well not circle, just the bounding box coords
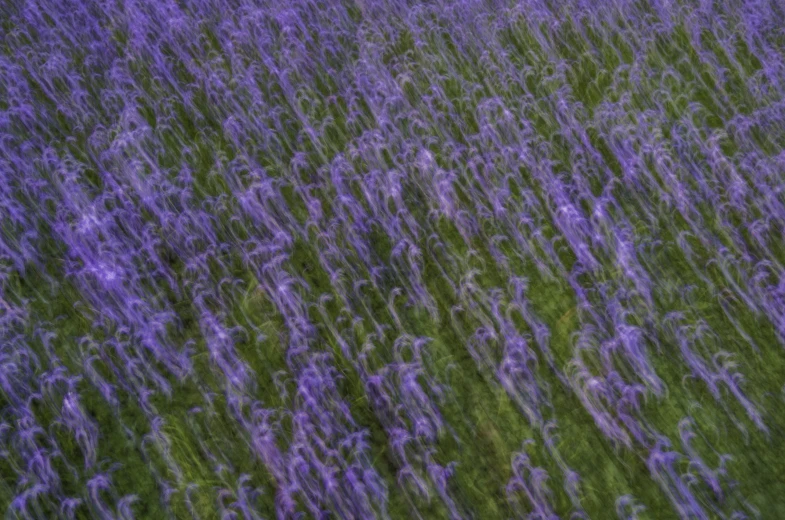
[3,0,785,518]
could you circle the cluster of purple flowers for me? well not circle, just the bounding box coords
[1,0,785,518]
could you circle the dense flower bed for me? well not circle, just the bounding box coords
[2,0,785,518]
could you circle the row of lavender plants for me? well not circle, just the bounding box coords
[2,0,785,518]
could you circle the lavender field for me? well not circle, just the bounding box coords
[2,0,785,518]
